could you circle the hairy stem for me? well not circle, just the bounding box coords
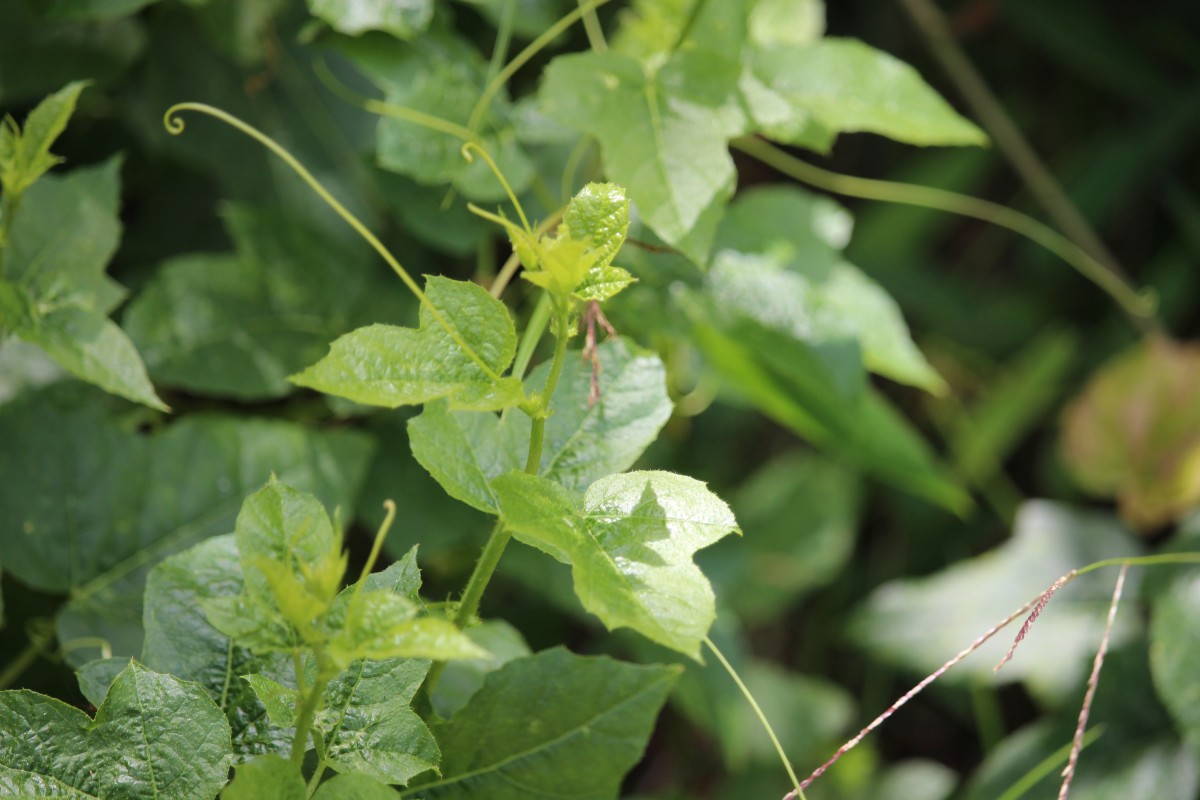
[290,655,333,768]
[731,136,1158,331]
[706,637,805,800]
[897,0,1135,297]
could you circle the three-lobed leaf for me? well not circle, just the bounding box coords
[291,275,523,411]
[494,470,740,659]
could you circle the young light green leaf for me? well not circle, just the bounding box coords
[291,276,522,411]
[14,304,167,410]
[318,657,439,786]
[3,157,125,312]
[0,662,232,800]
[308,0,432,39]
[141,535,295,759]
[540,50,744,264]
[495,470,739,659]
[0,80,87,197]
[751,38,987,146]
[222,755,306,800]
[410,340,673,512]
[327,590,487,665]
[242,674,299,728]
[562,182,634,299]
[410,648,679,799]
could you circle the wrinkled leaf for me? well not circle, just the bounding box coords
[292,276,522,410]
[414,648,678,799]
[318,657,439,785]
[495,470,739,658]
[0,662,232,799]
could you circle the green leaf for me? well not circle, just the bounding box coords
[318,657,439,785]
[242,673,298,728]
[540,49,744,264]
[0,80,86,197]
[1061,336,1200,531]
[124,205,413,401]
[560,181,634,300]
[222,755,306,800]
[313,773,401,800]
[335,29,532,202]
[0,662,232,799]
[410,339,673,513]
[701,451,860,623]
[291,276,522,411]
[715,184,852,280]
[431,620,531,718]
[412,648,678,799]
[1149,570,1200,744]
[14,304,167,410]
[308,0,432,39]
[850,501,1139,702]
[494,470,739,658]
[685,275,967,512]
[750,38,987,146]
[0,389,373,665]
[3,156,125,312]
[326,589,487,665]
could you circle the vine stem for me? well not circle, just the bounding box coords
[705,637,805,800]
[896,0,1135,297]
[578,0,608,52]
[161,103,503,383]
[424,306,574,699]
[730,136,1158,332]
[467,0,616,134]
[290,659,333,768]
[0,620,54,690]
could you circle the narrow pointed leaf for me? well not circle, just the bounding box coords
[0,80,86,197]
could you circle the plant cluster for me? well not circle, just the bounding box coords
[1,1,1198,799]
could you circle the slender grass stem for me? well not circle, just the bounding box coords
[731,136,1158,331]
[704,637,804,800]
[896,0,1137,302]
[578,0,608,52]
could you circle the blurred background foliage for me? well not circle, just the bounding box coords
[2,0,1200,797]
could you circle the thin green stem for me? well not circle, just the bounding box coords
[355,500,397,588]
[578,0,608,52]
[705,637,804,800]
[995,726,1104,800]
[163,103,503,383]
[467,0,615,134]
[525,306,572,473]
[306,733,329,798]
[290,671,331,768]
[461,142,531,232]
[731,136,1158,331]
[486,0,518,86]
[0,620,54,690]
[512,294,553,378]
[560,136,594,204]
[896,0,1138,306]
[1075,552,1200,577]
[670,0,709,53]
